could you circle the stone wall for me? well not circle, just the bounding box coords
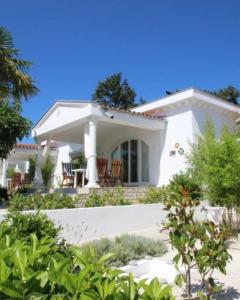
[74,186,151,207]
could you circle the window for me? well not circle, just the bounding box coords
[111,140,149,183]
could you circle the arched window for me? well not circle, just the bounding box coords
[111,140,149,184]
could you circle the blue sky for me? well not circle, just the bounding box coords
[1,0,240,142]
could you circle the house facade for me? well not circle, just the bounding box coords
[31,88,240,189]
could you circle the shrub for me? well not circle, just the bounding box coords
[162,188,231,298]
[188,120,240,207]
[6,167,15,179]
[0,186,8,205]
[0,212,60,241]
[85,191,106,207]
[41,156,55,187]
[0,233,175,299]
[9,192,76,211]
[84,187,130,207]
[140,186,167,204]
[168,171,202,201]
[81,234,167,267]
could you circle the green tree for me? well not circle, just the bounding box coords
[187,120,240,207]
[0,101,31,159]
[0,27,38,159]
[0,27,38,101]
[92,73,137,109]
[208,86,240,105]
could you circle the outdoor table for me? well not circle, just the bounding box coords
[72,168,87,188]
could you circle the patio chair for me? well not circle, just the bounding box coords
[109,160,123,187]
[12,173,22,192]
[62,162,74,188]
[22,173,32,186]
[97,158,109,187]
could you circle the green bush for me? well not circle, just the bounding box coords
[0,233,174,299]
[0,187,8,205]
[168,171,202,201]
[9,192,76,211]
[0,212,60,241]
[6,167,15,179]
[188,120,240,207]
[140,186,167,204]
[85,191,106,207]
[41,156,55,187]
[81,234,167,267]
[85,187,130,207]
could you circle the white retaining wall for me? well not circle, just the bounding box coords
[0,202,208,245]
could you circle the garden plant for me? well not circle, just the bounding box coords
[162,177,231,298]
[0,212,175,299]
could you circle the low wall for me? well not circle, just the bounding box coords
[0,202,208,245]
[74,186,150,206]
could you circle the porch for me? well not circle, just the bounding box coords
[32,101,167,188]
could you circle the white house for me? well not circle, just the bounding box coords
[0,144,37,187]
[31,88,240,189]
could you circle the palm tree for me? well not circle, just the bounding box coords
[0,27,39,101]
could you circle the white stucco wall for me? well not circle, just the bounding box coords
[158,105,194,185]
[0,202,208,244]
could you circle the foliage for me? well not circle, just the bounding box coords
[0,233,174,299]
[140,186,168,204]
[188,120,240,207]
[84,188,130,207]
[168,171,202,201]
[81,234,167,267]
[0,212,60,242]
[162,188,231,298]
[0,187,8,205]
[0,27,38,159]
[195,222,231,291]
[208,85,240,105]
[41,156,55,187]
[0,101,31,159]
[28,157,35,182]
[9,192,76,211]
[6,167,15,179]
[71,151,87,168]
[92,72,137,109]
[0,27,39,101]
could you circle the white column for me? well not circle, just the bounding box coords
[85,119,99,188]
[0,159,8,188]
[25,160,30,173]
[33,144,43,187]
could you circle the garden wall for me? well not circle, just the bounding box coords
[0,202,208,245]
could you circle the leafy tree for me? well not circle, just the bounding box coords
[0,27,38,101]
[0,27,38,159]
[92,73,137,109]
[0,101,31,159]
[207,86,240,105]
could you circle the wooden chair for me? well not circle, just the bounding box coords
[62,162,74,188]
[97,158,109,187]
[22,173,32,186]
[109,160,123,187]
[12,173,22,192]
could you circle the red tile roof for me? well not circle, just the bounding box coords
[15,143,37,150]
